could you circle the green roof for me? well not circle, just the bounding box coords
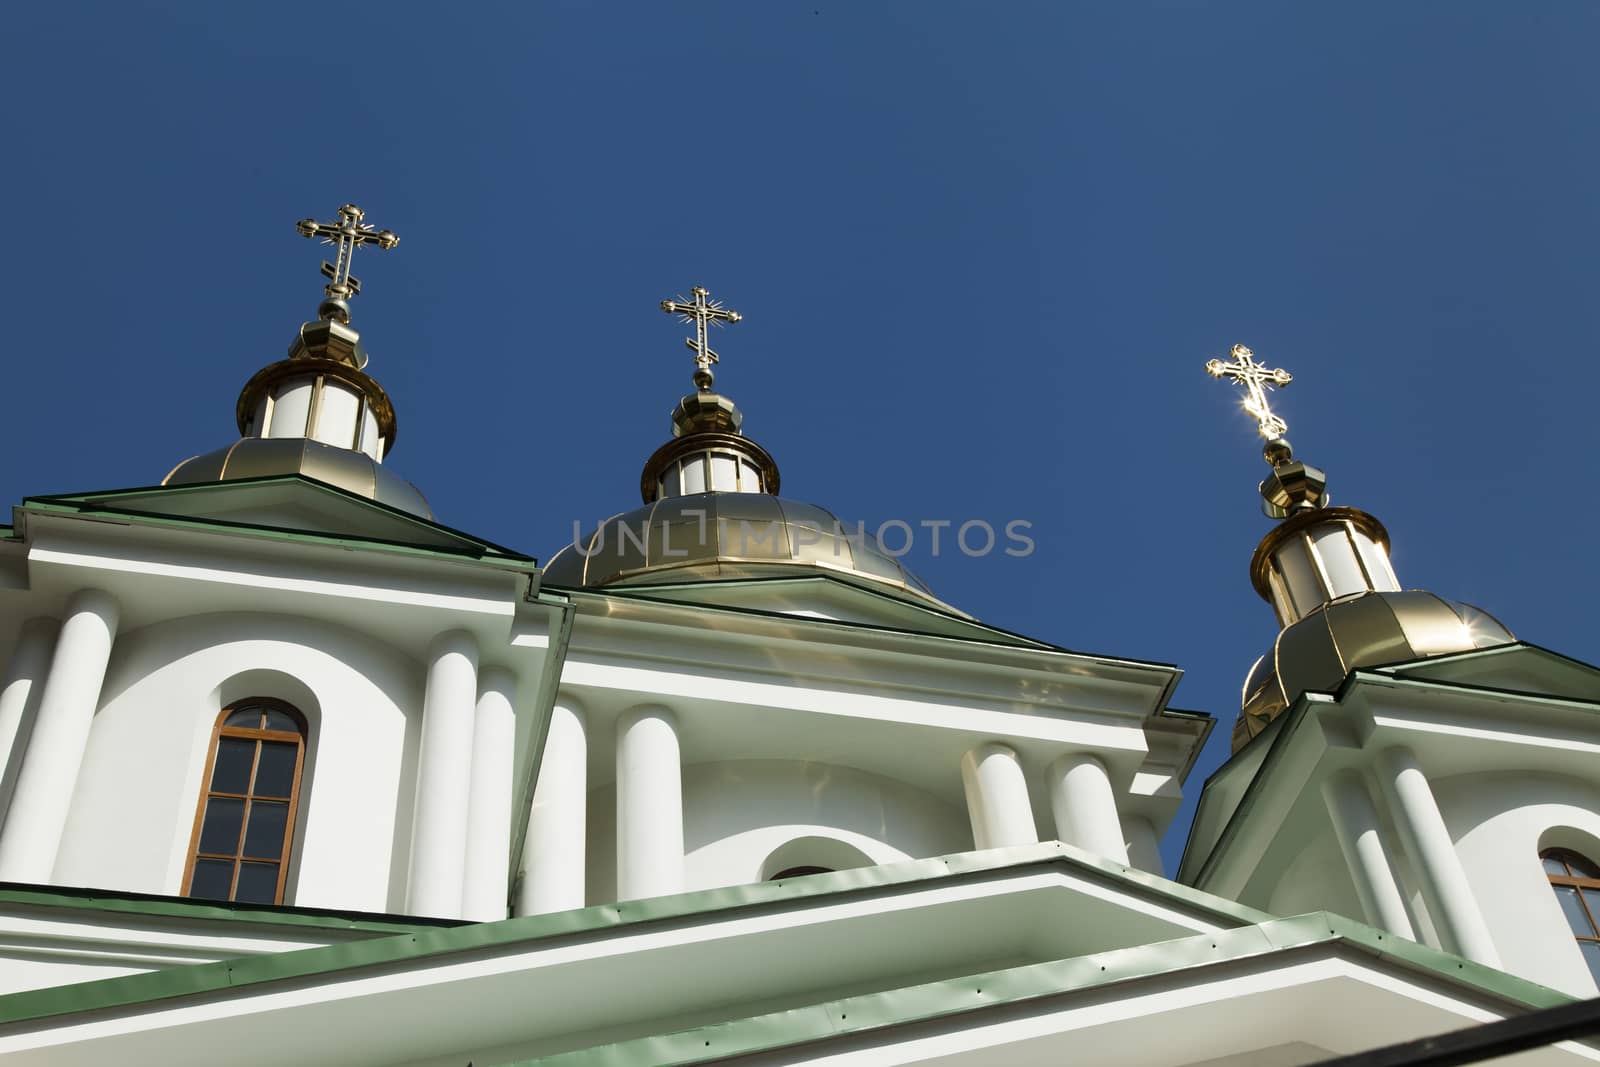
[21,476,538,572]
[0,843,1273,1028]
[520,911,1572,1066]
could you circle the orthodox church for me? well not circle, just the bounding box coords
[0,205,1593,1065]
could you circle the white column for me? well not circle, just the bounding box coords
[0,591,119,883]
[0,619,59,826]
[406,630,480,919]
[1321,771,1416,939]
[1123,815,1164,875]
[517,697,587,915]
[1375,747,1499,965]
[960,743,1038,850]
[616,705,683,901]
[1049,752,1129,864]
[461,667,518,922]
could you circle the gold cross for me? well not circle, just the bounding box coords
[661,285,741,390]
[1206,344,1294,439]
[294,204,399,301]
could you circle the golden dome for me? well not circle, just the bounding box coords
[163,437,432,518]
[543,491,956,612]
[1234,590,1514,751]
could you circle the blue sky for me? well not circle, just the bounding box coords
[3,2,1597,871]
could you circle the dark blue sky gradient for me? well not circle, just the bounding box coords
[3,2,1597,870]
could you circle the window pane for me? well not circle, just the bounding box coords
[210,738,256,794]
[243,801,289,859]
[1583,942,1600,987]
[1582,889,1600,930]
[224,708,262,728]
[1568,852,1600,879]
[262,708,300,733]
[197,796,245,855]
[189,858,234,900]
[235,862,280,904]
[1544,853,1571,876]
[254,742,298,798]
[1557,886,1594,936]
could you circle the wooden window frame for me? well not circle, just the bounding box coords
[181,698,308,905]
[1544,847,1600,949]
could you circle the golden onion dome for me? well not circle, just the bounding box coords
[1233,590,1513,751]
[543,491,958,612]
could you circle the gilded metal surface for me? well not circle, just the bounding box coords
[1206,343,1293,440]
[286,316,367,370]
[163,437,432,519]
[638,429,781,503]
[1231,590,1515,752]
[294,204,399,303]
[234,357,397,449]
[1249,506,1389,602]
[661,285,741,391]
[1257,457,1328,517]
[670,391,742,437]
[544,492,946,609]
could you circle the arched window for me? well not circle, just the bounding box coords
[1543,848,1600,984]
[183,699,307,905]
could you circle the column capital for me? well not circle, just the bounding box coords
[551,691,588,725]
[1052,750,1108,771]
[477,665,518,698]
[618,703,676,731]
[65,588,119,628]
[428,629,479,664]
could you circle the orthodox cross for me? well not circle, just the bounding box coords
[1206,344,1294,439]
[661,286,741,389]
[294,204,400,301]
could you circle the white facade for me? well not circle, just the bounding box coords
[0,311,1596,1063]
[1182,647,1600,1000]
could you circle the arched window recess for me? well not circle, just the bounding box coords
[1543,847,1600,985]
[183,699,308,905]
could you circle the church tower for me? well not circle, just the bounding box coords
[0,205,562,921]
[526,284,1209,909]
[1180,344,1600,999]
[162,204,431,517]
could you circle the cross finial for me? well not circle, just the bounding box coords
[660,285,741,391]
[294,204,399,312]
[1206,344,1294,440]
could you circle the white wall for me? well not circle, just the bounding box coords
[1434,770,1600,997]
[585,759,970,904]
[53,613,423,914]
[1267,834,1365,923]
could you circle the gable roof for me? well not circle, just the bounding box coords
[522,912,1572,1067]
[1177,642,1600,886]
[0,845,1571,1067]
[19,476,536,571]
[0,843,1272,1029]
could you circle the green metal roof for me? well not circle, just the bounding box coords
[518,911,1573,1067]
[0,842,1271,1028]
[20,476,539,572]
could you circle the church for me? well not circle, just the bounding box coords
[0,204,1593,1065]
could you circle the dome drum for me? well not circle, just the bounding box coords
[236,357,397,461]
[640,431,780,503]
[1251,507,1398,626]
